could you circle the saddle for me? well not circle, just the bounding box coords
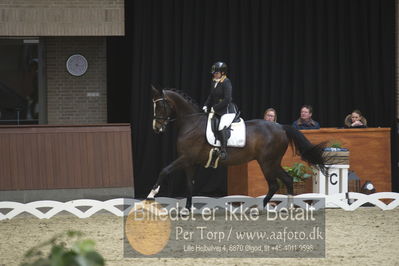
[204,112,246,169]
[205,113,246,148]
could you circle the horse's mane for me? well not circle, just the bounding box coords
[165,88,200,108]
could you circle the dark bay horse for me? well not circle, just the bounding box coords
[149,86,329,209]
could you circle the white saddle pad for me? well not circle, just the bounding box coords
[206,114,246,148]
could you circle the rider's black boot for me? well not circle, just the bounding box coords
[219,129,228,160]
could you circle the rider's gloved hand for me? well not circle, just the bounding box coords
[202,106,208,113]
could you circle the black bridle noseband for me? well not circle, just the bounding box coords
[153,97,175,131]
[152,95,207,132]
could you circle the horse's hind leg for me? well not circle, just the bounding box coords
[277,167,294,208]
[277,167,294,195]
[258,161,280,207]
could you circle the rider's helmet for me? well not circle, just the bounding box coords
[210,62,228,75]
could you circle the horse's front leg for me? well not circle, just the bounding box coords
[147,155,187,199]
[184,166,197,210]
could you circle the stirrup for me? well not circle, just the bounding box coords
[219,149,227,160]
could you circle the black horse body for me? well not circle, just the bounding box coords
[150,87,328,209]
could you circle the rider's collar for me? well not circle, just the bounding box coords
[213,75,227,83]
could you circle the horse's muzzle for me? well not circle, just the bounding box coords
[154,125,166,134]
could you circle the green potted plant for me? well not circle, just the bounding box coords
[328,140,342,148]
[21,230,105,266]
[278,162,313,195]
[323,140,349,165]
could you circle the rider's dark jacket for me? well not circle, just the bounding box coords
[204,76,236,116]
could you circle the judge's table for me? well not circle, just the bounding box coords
[227,127,391,197]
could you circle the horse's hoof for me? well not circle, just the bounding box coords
[268,202,277,207]
[180,208,191,216]
[263,202,277,211]
[146,197,156,201]
[147,186,160,199]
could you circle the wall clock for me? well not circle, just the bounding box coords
[66,54,88,76]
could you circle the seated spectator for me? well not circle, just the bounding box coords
[292,105,320,129]
[264,108,277,122]
[344,110,367,128]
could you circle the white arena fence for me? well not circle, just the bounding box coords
[0,192,398,220]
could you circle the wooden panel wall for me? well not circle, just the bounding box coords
[0,124,133,190]
[0,0,124,36]
[228,128,392,196]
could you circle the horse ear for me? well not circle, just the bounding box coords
[151,84,162,98]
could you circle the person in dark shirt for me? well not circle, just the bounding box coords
[202,61,237,160]
[292,105,320,130]
[344,109,367,128]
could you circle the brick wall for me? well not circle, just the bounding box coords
[46,37,107,124]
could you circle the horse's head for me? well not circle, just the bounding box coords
[151,85,174,134]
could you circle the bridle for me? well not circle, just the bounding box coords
[152,95,207,132]
[152,97,175,132]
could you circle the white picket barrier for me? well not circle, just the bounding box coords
[0,192,398,220]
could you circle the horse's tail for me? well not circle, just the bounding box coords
[282,125,329,175]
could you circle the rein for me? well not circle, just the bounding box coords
[182,112,207,118]
[153,97,205,125]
